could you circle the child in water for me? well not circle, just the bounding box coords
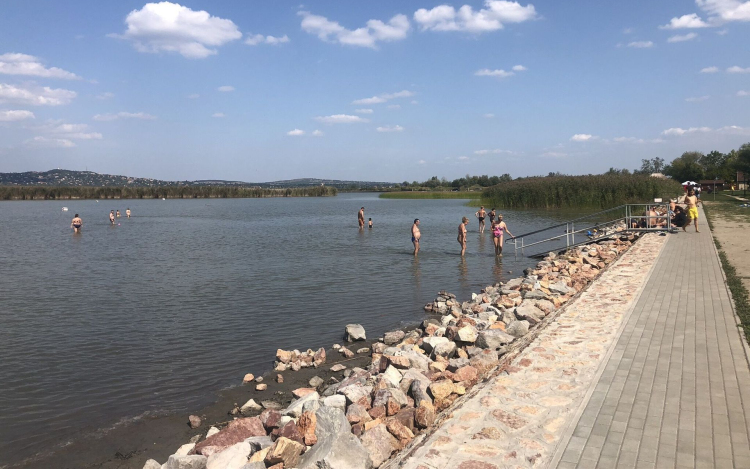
[368,218,373,228]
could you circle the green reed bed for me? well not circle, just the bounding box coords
[481,174,682,209]
[0,185,338,200]
[379,191,483,200]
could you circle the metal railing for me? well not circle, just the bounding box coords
[510,203,672,258]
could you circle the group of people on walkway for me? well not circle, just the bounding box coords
[668,188,701,232]
[360,205,514,258]
[70,207,131,233]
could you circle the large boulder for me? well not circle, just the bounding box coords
[345,324,367,342]
[469,349,500,375]
[264,437,305,468]
[339,385,373,408]
[143,460,161,469]
[420,336,449,354]
[206,442,252,469]
[456,325,478,343]
[514,303,545,325]
[360,424,400,468]
[164,455,208,469]
[297,406,373,469]
[194,418,266,456]
[383,330,405,345]
[506,320,530,338]
[432,340,457,358]
[283,391,320,418]
[476,329,516,349]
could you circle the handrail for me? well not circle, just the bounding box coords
[511,204,627,239]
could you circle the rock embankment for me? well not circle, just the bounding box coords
[144,235,637,469]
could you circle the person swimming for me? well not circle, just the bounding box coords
[71,214,82,233]
[412,219,421,256]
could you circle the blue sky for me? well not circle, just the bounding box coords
[0,1,749,182]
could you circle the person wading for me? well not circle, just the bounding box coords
[411,219,421,256]
[358,207,365,229]
[71,214,83,234]
[475,206,487,233]
[492,214,515,256]
[458,217,469,256]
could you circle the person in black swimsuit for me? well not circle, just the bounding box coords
[71,214,82,234]
[475,206,487,233]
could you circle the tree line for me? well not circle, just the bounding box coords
[396,174,513,191]
[0,185,337,200]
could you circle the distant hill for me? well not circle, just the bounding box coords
[0,169,395,190]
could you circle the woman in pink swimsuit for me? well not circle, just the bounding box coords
[492,214,514,256]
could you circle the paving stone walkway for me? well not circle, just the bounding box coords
[553,209,750,469]
[391,233,669,469]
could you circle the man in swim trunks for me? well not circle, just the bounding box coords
[71,214,82,233]
[411,219,421,255]
[109,210,115,225]
[116,210,121,218]
[126,208,131,218]
[475,206,487,233]
[458,217,469,256]
[488,208,496,225]
[683,189,701,233]
[358,207,365,229]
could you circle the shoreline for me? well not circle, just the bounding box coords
[12,234,640,469]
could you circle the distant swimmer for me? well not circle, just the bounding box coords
[411,219,421,255]
[368,218,373,229]
[116,210,121,218]
[358,207,365,229]
[109,210,115,225]
[475,206,487,233]
[71,214,83,233]
[126,208,131,218]
[492,214,515,256]
[458,216,469,256]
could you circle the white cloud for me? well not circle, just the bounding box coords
[685,95,710,102]
[355,108,373,114]
[0,83,76,106]
[217,85,235,92]
[0,53,80,79]
[287,128,305,136]
[700,66,719,73]
[96,92,115,100]
[668,32,699,42]
[411,100,419,105]
[212,112,225,118]
[570,133,595,141]
[0,109,35,121]
[613,137,646,143]
[111,2,242,59]
[312,129,324,136]
[475,68,514,78]
[187,93,200,99]
[627,41,654,48]
[418,159,426,164]
[299,11,409,48]
[717,125,750,135]
[696,0,750,23]
[541,151,567,158]
[245,34,290,46]
[474,148,513,154]
[387,104,401,110]
[414,1,537,33]
[717,28,729,34]
[315,114,368,124]
[458,156,470,160]
[662,126,712,136]
[93,112,156,121]
[352,90,413,105]
[512,64,527,71]
[26,136,76,148]
[483,113,495,118]
[376,124,404,132]
[727,65,750,73]
[660,13,710,29]
[738,90,749,96]
[45,122,102,140]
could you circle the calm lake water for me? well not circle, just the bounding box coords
[0,193,580,466]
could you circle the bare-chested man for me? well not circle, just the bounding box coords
[475,206,487,233]
[458,216,469,256]
[411,219,421,255]
[683,189,701,233]
[116,210,121,218]
[358,207,365,229]
[109,210,115,225]
[71,214,83,233]
[126,208,131,218]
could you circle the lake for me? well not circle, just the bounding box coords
[0,193,578,467]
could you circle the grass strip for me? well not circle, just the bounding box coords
[704,203,750,342]
[379,191,483,199]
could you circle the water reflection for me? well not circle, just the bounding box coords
[477,231,487,255]
[457,257,469,289]
[411,256,421,292]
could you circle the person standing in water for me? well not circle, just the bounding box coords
[475,206,487,233]
[71,214,83,233]
[684,189,701,233]
[368,218,373,228]
[358,207,365,229]
[116,210,121,218]
[488,208,497,225]
[492,214,515,256]
[411,219,421,255]
[126,208,131,218]
[109,210,115,225]
[458,216,469,256]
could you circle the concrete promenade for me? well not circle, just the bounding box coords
[392,207,750,469]
[553,208,750,468]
